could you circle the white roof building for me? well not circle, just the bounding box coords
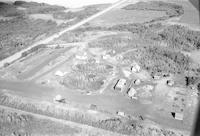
[131,62,140,73]
[127,88,137,99]
[167,80,175,86]
[152,74,161,80]
[114,78,126,91]
[53,94,65,103]
[102,54,111,60]
[171,112,184,120]
[142,85,154,91]
[134,79,141,85]
[116,111,125,117]
[54,70,65,77]
[115,55,123,61]
[123,69,131,78]
[76,52,88,60]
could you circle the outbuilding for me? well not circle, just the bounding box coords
[171,112,184,120]
[76,52,88,60]
[131,62,141,73]
[152,75,161,80]
[53,95,65,103]
[167,80,175,86]
[116,111,125,117]
[115,55,123,61]
[54,70,65,77]
[114,78,127,92]
[127,88,137,99]
[134,79,141,85]
[142,85,154,91]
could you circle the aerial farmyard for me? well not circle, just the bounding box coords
[0,0,199,136]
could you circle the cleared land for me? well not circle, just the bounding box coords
[0,0,199,136]
[90,9,166,26]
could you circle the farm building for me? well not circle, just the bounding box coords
[131,62,140,73]
[53,95,65,103]
[123,69,131,78]
[115,54,123,60]
[142,85,154,91]
[134,79,141,85]
[114,78,127,91]
[167,80,175,86]
[171,112,184,120]
[54,70,65,77]
[127,87,137,99]
[76,51,88,60]
[152,75,161,80]
[102,54,111,60]
[116,111,125,117]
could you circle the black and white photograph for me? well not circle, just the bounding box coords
[0,0,199,135]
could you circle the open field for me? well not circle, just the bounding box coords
[90,9,167,26]
[0,0,199,136]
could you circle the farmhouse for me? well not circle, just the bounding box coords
[114,78,127,91]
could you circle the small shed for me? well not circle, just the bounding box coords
[127,88,137,99]
[171,112,184,120]
[153,75,161,80]
[115,55,123,60]
[102,54,110,60]
[131,63,140,73]
[134,79,141,85]
[123,69,131,78]
[53,95,65,103]
[55,70,65,77]
[76,52,88,60]
[90,104,97,110]
[142,85,154,91]
[116,111,125,117]
[167,80,175,86]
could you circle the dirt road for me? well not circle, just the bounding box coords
[0,79,191,132]
[0,0,130,68]
[0,105,123,136]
